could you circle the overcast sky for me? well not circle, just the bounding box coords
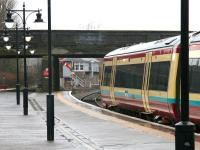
[15,0,200,31]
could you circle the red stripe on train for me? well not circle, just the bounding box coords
[104,47,176,61]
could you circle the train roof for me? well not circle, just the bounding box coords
[105,36,180,57]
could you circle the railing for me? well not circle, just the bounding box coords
[73,73,85,87]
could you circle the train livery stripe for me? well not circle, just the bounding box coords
[189,100,200,107]
[102,90,142,100]
[104,45,200,62]
[114,92,142,100]
[101,90,110,95]
[148,96,175,104]
[101,90,200,107]
[104,47,175,61]
[101,90,174,103]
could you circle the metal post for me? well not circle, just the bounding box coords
[16,24,20,105]
[91,61,94,78]
[175,0,195,149]
[53,57,60,91]
[47,0,54,141]
[23,3,28,115]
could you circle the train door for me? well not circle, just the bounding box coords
[99,63,104,87]
[147,50,173,116]
[109,57,117,106]
[142,52,152,113]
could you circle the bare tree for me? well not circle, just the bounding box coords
[0,0,16,30]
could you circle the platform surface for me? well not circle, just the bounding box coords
[1,91,198,149]
[0,92,87,150]
[31,91,176,150]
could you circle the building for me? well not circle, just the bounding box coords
[60,58,101,89]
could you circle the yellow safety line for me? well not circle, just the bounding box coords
[55,92,175,140]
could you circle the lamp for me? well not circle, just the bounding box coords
[3,29,10,42]
[35,10,43,22]
[29,49,35,54]
[25,44,29,50]
[5,11,14,29]
[17,50,21,55]
[3,36,9,42]
[25,29,32,42]
[5,44,11,50]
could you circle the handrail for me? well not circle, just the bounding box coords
[73,73,85,87]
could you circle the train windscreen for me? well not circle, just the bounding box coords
[102,66,112,86]
[189,58,200,93]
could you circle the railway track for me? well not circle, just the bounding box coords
[80,90,102,107]
[79,91,200,143]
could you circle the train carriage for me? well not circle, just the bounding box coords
[100,32,200,125]
[189,32,200,123]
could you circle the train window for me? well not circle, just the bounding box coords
[102,66,112,86]
[149,61,170,91]
[115,64,144,89]
[189,58,200,93]
[190,33,200,42]
[115,65,131,88]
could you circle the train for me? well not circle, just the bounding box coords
[100,31,200,125]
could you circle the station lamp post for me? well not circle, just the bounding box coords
[2,26,34,105]
[3,26,20,105]
[5,2,43,115]
[175,0,195,149]
[47,0,54,141]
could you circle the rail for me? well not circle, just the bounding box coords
[80,90,102,106]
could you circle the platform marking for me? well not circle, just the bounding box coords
[56,92,176,141]
[29,96,102,150]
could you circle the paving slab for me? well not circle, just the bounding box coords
[0,92,87,150]
[29,91,178,150]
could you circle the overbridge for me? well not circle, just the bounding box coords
[0,30,180,57]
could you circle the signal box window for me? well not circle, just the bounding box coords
[75,65,79,70]
[80,65,84,70]
[189,58,200,93]
[149,61,170,91]
[103,66,112,86]
[115,64,144,89]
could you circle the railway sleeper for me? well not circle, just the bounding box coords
[140,112,154,121]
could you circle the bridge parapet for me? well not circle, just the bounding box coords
[0,30,180,57]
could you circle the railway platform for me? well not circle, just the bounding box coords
[1,91,199,150]
[30,91,176,150]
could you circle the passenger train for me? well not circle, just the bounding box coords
[100,32,200,125]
